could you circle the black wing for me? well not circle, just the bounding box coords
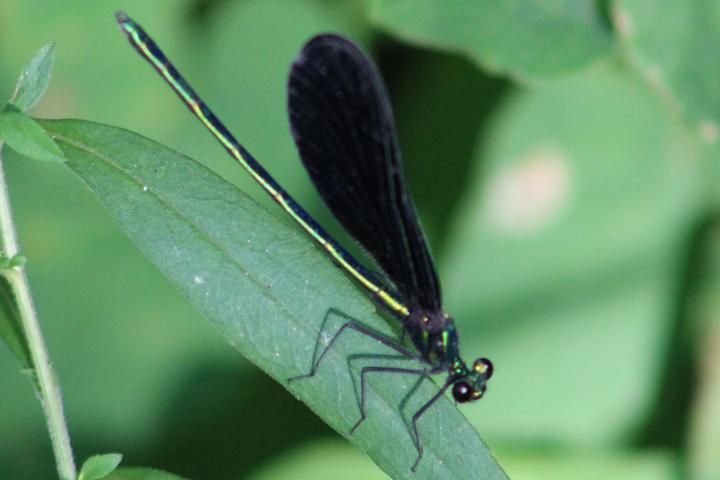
[287,34,441,313]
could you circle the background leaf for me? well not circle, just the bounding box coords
[442,61,706,448]
[496,451,677,480]
[9,43,55,112]
[106,467,187,480]
[371,0,613,81]
[247,440,388,480]
[78,453,123,480]
[0,105,65,163]
[612,0,720,142]
[40,119,507,480]
[0,274,31,369]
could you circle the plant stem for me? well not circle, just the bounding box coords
[0,142,76,480]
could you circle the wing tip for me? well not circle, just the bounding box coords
[294,33,365,67]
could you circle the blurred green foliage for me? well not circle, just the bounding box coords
[1,1,719,479]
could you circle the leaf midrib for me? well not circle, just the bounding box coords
[49,128,466,477]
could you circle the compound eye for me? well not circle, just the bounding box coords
[472,384,487,400]
[474,357,494,379]
[452,381,473,403]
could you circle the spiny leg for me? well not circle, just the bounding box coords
[399,365,448,416]
[349,366,428,436]
[410,380,453,472]
[346,353,410,412]
[288,308,418,383]
[398,373,427,414]
[289,307,343,382]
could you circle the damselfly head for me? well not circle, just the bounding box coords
[452,357,493,403]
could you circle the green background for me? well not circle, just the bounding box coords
[1,1,719,479]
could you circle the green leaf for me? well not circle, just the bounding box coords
[371,0,613,81]
[612,0,720,142]
[498,450,677,480]
[0,274,31,369]
[105,467,187,480]
[9,43,55,111]
[78,453,123,480]
[0,105,65,163]
[247,440,387,480]
[40,119,508,480]
[7,254,27,269]
[0,254,27,270]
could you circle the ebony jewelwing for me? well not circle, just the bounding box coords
[116,11,494,472]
